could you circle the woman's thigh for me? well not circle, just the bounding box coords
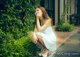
[36,33,45,47]
[28,31,45,47]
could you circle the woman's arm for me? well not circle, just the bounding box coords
[34,25,37,32]
[36,17,51,32]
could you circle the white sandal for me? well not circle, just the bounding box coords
[42,52,48,57]
[38,49,49,57]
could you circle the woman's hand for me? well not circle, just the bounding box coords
[35,12,40,20]
[36,16,40,20]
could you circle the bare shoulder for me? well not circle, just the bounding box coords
[46,18,52,23]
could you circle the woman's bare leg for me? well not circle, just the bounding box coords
[36,33,49,57]
[27,31,46,49]
[27,31,38,44]
[36,33,49,52]
[36,33,46,49]
[28,32,49,57]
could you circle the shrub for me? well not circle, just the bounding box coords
[0,0,41,57]
[0,35,40,57]
[56,24,74,32]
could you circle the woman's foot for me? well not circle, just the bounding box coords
[42,52,48,57]
[38,49,45,56]
[42,51,48,57]
[38,49,49,57]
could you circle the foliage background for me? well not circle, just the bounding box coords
[0,0,41,57]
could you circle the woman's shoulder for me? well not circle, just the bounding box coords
[45,18,52,25]
[46,18,52,22]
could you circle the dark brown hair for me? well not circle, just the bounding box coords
[36,6,49,19]
[34,6,53,26]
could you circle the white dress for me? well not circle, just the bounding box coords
[37,26,56,51]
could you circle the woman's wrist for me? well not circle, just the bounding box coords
[36,16,39,19]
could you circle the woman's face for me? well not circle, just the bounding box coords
[35,8,42,17]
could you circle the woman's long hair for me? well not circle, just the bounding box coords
[34,6,53,27]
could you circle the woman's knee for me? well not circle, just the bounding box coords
[36,33,44,45]
[27,31,38,44]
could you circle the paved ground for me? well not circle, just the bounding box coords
[47,26,80,57]
[53,32,80,57]
[55,27,78,48]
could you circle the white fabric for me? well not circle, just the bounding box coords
[37,26,56,51]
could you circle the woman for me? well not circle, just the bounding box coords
[28,6,56,57]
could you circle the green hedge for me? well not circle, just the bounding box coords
[0,0,41,57]
[56,24,74,32]
[0,29,40,57]
[0,0,38,39]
